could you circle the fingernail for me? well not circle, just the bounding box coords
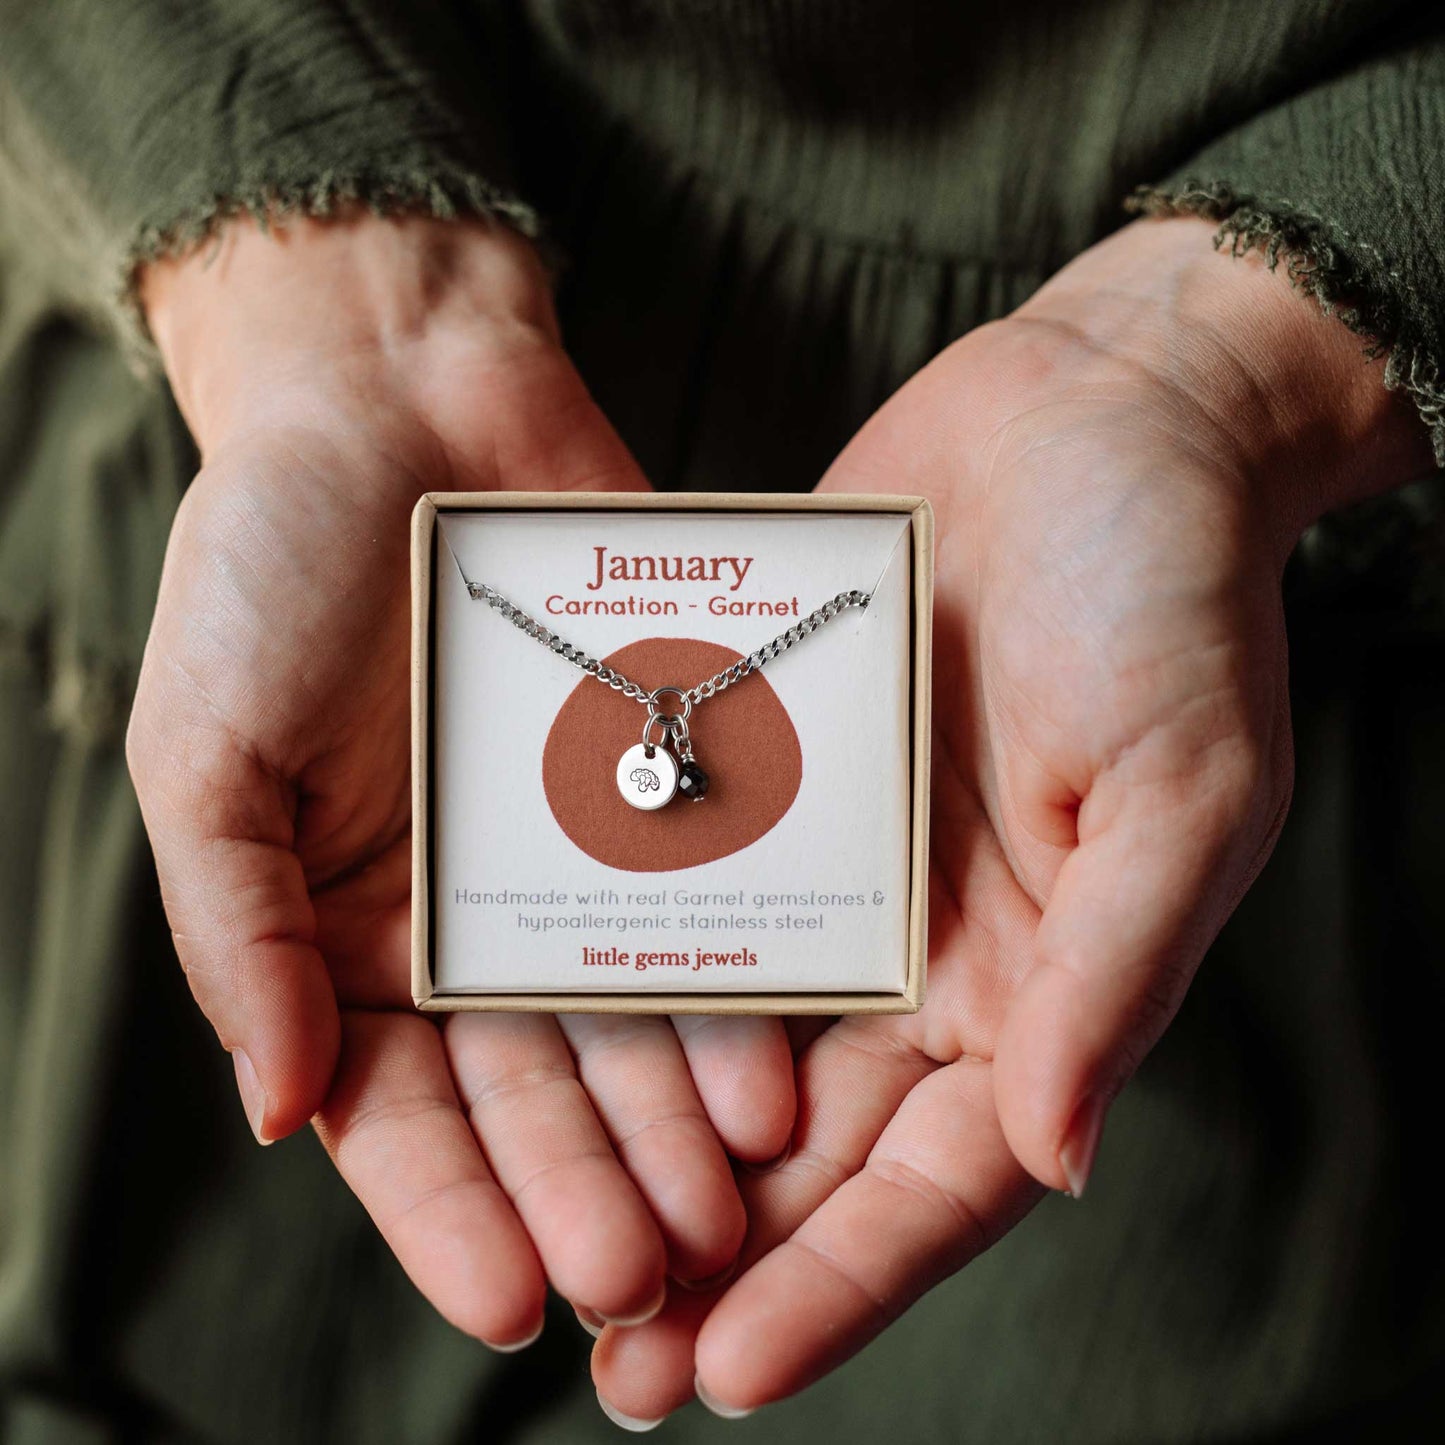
[231,1049,273,1146]
[1060,1092,1107,1199]
[695,1374,755,1420]
[674,1258,738,1292]
[740,1138,792,1175]
[575,1305,604,1339]
[596,1390,665,1432]
[600,1283,666,1327]
[485,1318,544,1354]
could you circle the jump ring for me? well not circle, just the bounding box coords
[648,684,692,721]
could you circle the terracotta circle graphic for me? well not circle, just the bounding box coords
[543,637,802,872]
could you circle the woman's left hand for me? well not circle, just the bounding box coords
[588,215,1433,1422]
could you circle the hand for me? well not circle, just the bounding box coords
[125,212,795,1349]
[591,215,1434,1419]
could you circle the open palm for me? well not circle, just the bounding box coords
[126,218,795,1351]
[590,216,1427,1421]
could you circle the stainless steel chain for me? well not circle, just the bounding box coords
[464,579,871,709]
[463,573,871,809]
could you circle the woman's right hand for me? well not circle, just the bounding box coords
[126,211,796,1347]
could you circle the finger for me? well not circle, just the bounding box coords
[591,1016,936,1422]
[669,1015,797,1163]
[445,1012,669,1322]
[126,707,339,1141]
[311,847,414,1007]
[592,1289,716,1425]
[993,728,1287,1197]
[532,392,656,497]
[312,1010,547,1348]
[558,1013,746,1283]
[478,345,659,499]
[784,1016,833,1057]
[694,1061,1039,1412]
[592,811,1040,1422]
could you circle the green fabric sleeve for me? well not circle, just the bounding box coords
[1127,23,1445,468]
[0,0,541,356]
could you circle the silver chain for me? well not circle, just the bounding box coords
[464,577,871,709]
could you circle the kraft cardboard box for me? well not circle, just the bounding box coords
[411,491,933,1014]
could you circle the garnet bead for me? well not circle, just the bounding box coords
[677,760,710,801]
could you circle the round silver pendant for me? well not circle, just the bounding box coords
[616,742,678,810]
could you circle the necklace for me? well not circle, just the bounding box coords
[463,575,871,810]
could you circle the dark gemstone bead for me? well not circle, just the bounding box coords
[677,759,710,801]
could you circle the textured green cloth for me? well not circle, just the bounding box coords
[2,2,1444,1441]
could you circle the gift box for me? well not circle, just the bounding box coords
[411,490,933,1013]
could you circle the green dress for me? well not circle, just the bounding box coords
[3,3,1444,1440]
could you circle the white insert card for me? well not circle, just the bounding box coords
[431,508,912,993]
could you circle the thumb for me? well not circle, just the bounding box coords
[126,705,340,1144]
[992,733,1289,1197]
[475,342,658,499]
